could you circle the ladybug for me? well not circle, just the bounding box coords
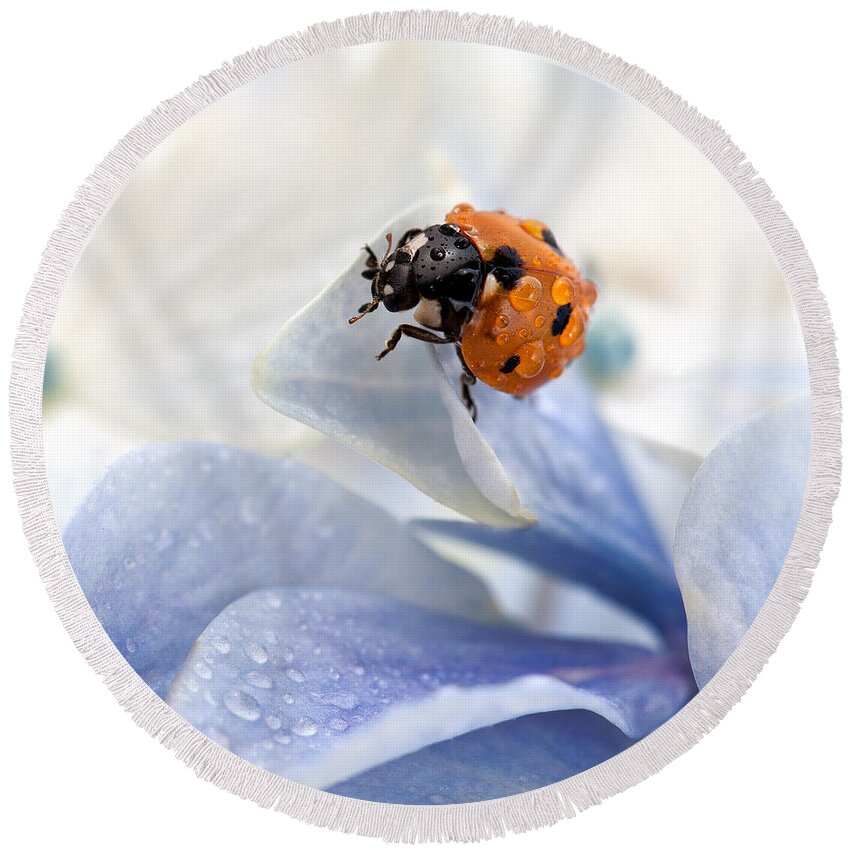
[350,204,596,420]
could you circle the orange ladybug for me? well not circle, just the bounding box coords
[350,204,596,419]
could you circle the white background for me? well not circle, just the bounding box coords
[2,1,847,848]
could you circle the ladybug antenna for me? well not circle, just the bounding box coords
[349,233,393,324]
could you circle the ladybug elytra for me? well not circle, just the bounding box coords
[350,204,596,420]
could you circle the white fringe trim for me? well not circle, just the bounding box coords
[8,10,841,842]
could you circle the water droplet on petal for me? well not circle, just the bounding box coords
[211,635,231,655]
[283,693,295,705]
[245,671,272,689]
[265,715,282,730]
[286,668,305,683]
[324,692,359,710]
[246,642,268,664]
[329,717,349,732]
[292,718,318,737]
[194,660,213,680]
[125,637,137,654]
[223,690,261,722]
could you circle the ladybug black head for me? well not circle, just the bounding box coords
[349,224,482,324]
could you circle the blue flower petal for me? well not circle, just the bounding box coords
[62,443,495,697]
[328,710,632,804]
[672,395,810,687]
[418,370,687,642]
[167,587,694,791]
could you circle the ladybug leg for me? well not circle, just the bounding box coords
[376,324,454,360]
[363,243,380,268]
[455,344,478,421]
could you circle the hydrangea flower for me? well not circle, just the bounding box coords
[59,209,810,803]
[46,43,811,805]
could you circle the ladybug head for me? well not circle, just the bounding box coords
[349,233,421,323]
[373,249,421,313]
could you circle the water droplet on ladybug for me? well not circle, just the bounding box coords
[496,332,510,346]
[508,276,542,312]
[514,340,546,378]
[552,276,573,305]
[534,315,545,328]
[559,313,584,348]
[495,314,509,329]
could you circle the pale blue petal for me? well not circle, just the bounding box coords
[62,443,494,697]
[673,395,810,686]
[418,370,688,641]
[251,203,532,528]
[329,710,632,804]
[167,587,694,792]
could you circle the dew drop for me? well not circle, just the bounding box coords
[245,671,272,689]
[286,668,306,683]
[551,276,573,305]
[194,660,213,680]
[496,332,510,346]
[508,276,542,312]
[534,314,545,328]
[292,718,318,737]
[283,693,295,705]
[494,313,509,329]
[328,667,341,681]
[324,692,359,710]
[246,642,268,664]
[274,733,292,745]
[514,340,546,378]
[223,690,261,722]
[265,715,282,730]
[559,313,584,348]
[125,637,137,654]
[352,664,366,677]
[211,634,231,655]
[329,717,349,732]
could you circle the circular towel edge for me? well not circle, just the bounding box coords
[8,9,842,842]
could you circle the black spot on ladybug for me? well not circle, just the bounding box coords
[454,237,470,249]
[439,223,461,236]
[552,303,572,336]
[492,266,523,289]
[430,247,446,261]
[499,355,521,374]
[492,245,522,268]
[541,228,565,257]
